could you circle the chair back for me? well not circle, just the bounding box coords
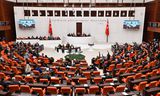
[102,86,114,95]
[89,86,99,94]
[47,87,58,94]
[93,77,102,84]
[15,75,23,81]
[75,88,86,95]
[108,64,115,71]
[79,78,87,84]
[32,88,44,96]
[115,85,125,92]
[139,81,147,91]
[20,85,31,93]
[61,87,72,95]
[9,85,20,93]
[51,77,60,84]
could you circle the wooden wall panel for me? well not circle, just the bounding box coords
[0,0,15,41]
[143,0,160,41]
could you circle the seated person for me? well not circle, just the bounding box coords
[39,36,43,40]
[70,44,74,48]
[31,36,34,39]
[72,33,76,37]
[77,33,81,37]
[67,33,71,36]
[82,33,87,37]
[66,43,70,48]
[35,36,39,39]
[35,65,42,73]
[58,44,62,48]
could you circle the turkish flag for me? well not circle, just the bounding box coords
[105,19,109,36]
[48,19,52,36]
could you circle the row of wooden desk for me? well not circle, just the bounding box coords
[26,82,121,89]
[7,92,138,96]
[117,65,160,83]
[143,87,160,96]
[0,82,130,96]
[127,75,160,90]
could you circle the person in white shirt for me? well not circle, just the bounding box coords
[25,63,31,74]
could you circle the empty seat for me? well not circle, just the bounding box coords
[20,85,31,93]
[124,63,131,67]
[146,81,157,88]
[15,75,24,82]
[106,64,115,72]
[47,86,59,94]
[11,66,22,75]
[67,72,75,77]
[83,72,91,80]
[61,87,72,95]
[125,68,133,73]
[31,87,46,96]
[133,81,147,91]
[51,77,61,84]
[69,67,76,72]
[0,72,10,80]
[33,70,41,75]
[122,76,134,83]
[92,71,100,76]
[39,78,49,84]
[116,64,122,69]
[24,76,36,83]
[75,88,86,95]
[93,77,102,84]
[9,85,20,93]
[133,66,142,72]
[114,85,125,92]
[88,86,100,94]
[79,78,88,84]
[57,71,65,78]
[101,86,114,95]
[134,73,142,79]
[104,78,113,83]
[151,70,157,76]
[5,66,12,71]
[116,68,126,76]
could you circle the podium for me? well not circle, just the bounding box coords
[63,36,94,44]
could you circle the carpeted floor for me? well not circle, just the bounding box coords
[40,43,113,75]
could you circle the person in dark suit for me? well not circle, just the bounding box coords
[66,43,70,49]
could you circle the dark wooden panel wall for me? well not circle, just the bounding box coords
[0,0,16,41]
[144,0,160,41]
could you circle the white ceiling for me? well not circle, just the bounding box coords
[6,0,154,3]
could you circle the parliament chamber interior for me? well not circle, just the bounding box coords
[0,0,160,96]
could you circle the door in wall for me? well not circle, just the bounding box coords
[76,22,82,36]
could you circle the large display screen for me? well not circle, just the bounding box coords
[19,19,35,29]
[123,20,140,30]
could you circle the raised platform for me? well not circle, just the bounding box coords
[63,36,94,44]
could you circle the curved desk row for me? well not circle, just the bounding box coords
[63,36,94,44]
[16,39,62,48]
[55,47,81,53]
